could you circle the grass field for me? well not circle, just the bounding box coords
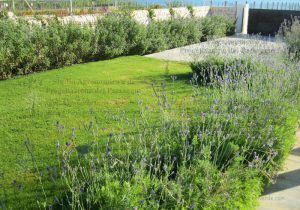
[0,56,193,209]
[1,52,299,209]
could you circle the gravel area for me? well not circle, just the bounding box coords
[145,35,287,62]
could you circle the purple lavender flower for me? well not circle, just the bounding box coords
[189,202,195,209]
[71,128,75,136]
[107,146,111,154]
[272,150,278,157]
[52,167,57,179]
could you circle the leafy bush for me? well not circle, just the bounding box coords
[279,17,300,61]
[187,5,194,17]
[0,18,95,78]
[0,19,33,78]
[200,16,235,41]
[148,8,155,20]
[0,14,235,79]
[0,10,8,19]
[95,14,148,57]
[44,19,94,68]
[190,56,254,84]
[145,21,170,53]
[165,18,203,49]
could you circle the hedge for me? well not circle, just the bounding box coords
[0,14,235,79]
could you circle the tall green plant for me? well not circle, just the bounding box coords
[95,14,147,58]
[279,18,300,61]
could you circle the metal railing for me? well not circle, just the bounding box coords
[0,0,299,14]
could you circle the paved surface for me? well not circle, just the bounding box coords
[257,130,300,210]
[145,35,286,62]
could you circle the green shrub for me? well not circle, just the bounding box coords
[169,7,175,18]
[0,14,235,79]
[190,56,254,84]
[44,19,94,68]
[0,10,8,19]
[279,18,300,61]
[148,8,155,20]
[187,5,194,17]
[165,18,202,48]
[95,14,146,58]
[145,21,170,53]
[63,22,95,64]
[0,19,33,77]
[200,16,235,41]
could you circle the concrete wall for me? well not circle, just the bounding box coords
[36,6,232,26]
[210,6,237,20]
[133,6,213,25]
[193,6,210,18]
[19,5,239,31]
[132,10,149,25]
[248,9,300,35]
[132,6,211,24]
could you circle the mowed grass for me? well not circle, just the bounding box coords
[0,56,193,209]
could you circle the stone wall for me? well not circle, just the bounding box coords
[55,6,232,25]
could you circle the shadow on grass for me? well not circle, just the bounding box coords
[140,72,193,85]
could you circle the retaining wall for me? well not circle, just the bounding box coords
[32,6,234,26]
[210,6,237,20]
[132,6,211,25]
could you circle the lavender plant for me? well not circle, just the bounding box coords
[28,54,300,209]
[279,17,300,61]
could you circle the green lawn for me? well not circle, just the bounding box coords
[0,56,193,209]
